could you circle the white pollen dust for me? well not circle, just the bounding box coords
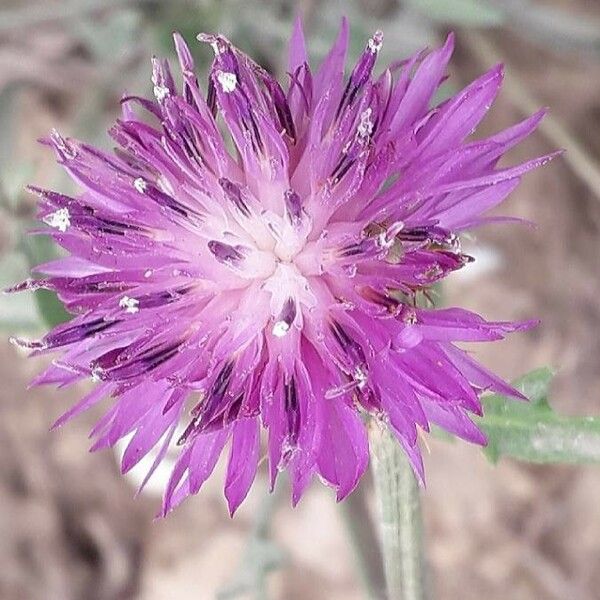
[368,31,383,54]
[119,296,140,314]
[358,108,373,138]
[133,178,147,193]
[354,366,368,390]
[43,208,70,233]
[217,71,238,93]
[153,84,170,102]
[272,320,291,338]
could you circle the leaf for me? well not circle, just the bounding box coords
[20,235,71,329]
[430,425,456,443]
[0,251,42,332]
[405,0,505,27]
[478,368,600,464]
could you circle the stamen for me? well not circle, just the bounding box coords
[208,240,246,266]
[283,378,300,447]
[9,336,44,350]
[211,360,235,400]
[50,129,77,159]
[262,77,297,142]
[284,189,303,226]
[4,279,47,294]
[339,239,371,258]
[330,320,367,366]
[368,31,384,54]
[197,33,227,56]
[324,365,369,399]
[377,221,405,248]
[219,178,250,218]
[43,208,70,233]
[45,318,115,349]
[272,298,297,337]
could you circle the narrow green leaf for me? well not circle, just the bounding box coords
[430,425,456,443]
[0,251,42,332]
[20,235,71,329]
[478,368,600,464]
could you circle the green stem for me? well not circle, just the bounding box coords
[369,422,427,600]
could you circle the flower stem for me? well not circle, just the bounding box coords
[369,422,427,600]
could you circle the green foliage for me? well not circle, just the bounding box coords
[20,236,71,329]
[0,251,42,332]
[478,368,600,464]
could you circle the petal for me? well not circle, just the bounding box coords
[317,398,369,501]
[225,417,260,515]
[288,15,308,74]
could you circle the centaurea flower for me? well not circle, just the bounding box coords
[10,20,556,515]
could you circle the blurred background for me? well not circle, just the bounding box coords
[1,0,599,598]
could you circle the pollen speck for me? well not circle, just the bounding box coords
[217,71,237,93]
[119,296,140,314]
[43,208,70,233]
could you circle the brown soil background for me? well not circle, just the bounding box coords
[1,1,599,599]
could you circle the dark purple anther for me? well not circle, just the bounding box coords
[102,341,180,381]
[210,360,234,400]
[284,189,303,226]
[219,178,251,217]
[208,240,246,266]
[397,225,449,245]
[206,77,217,117]
[336,30,383,119]
[330,155,355,184]
[134,287,191,310]
[272,298,297,338]
[360,286,400,314]
[263,78,297,142]
[330,320,367,366]
[178,360,235,445]
[279,298,297,326]
[46,318,115,349]
[144,184,195,218]
[284,377,300,443]
[339,239,372,258]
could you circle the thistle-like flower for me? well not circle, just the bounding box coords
[10,20,555,515]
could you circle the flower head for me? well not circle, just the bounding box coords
[11,19,555,515]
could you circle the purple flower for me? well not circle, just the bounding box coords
[11,19,556,515]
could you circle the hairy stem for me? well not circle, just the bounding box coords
[369,422,427,600]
